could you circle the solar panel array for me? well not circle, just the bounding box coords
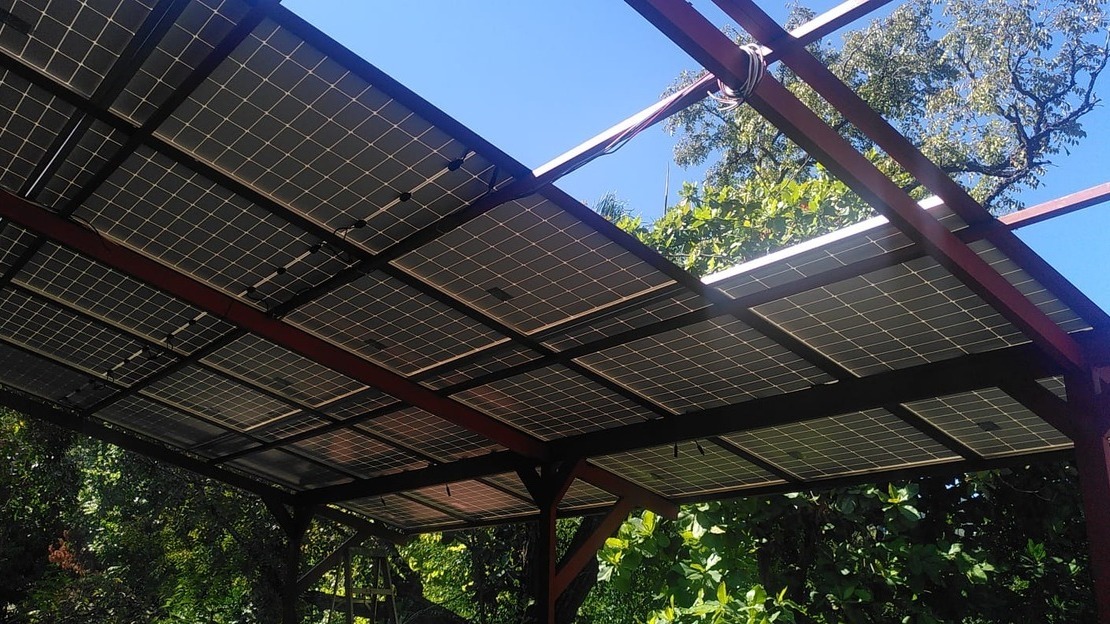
[0,0,1093,533]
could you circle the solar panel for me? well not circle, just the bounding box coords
[17,242,233,354]
[225,447,350,490]
[576,316,833,413]
[112,0,251,124]
[289,427,425,478]
[905,388,1071,458]
[75,147,332,307]
[343,494,458,530]
[0,288,175,386]
[727,409,960,480]
[284,270,506,376]
[406,479,535,521]
[753,256,1028,375]
[593,443,784,498]
[420,344,542,391]
[36,120,128,208]
[357,407,501,462]
[0,69,75,193]
[0,0,154,97]
[157,18,500,254]
[0,0,1091,534]
[0,340,114,408]
[201,333,366,407]
[96,393,228,448]
[394,193,675,334]
[452,364,655,440]
[141,364,297,431]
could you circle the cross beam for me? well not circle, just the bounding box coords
[624,0,1088,373]
[0,190,677,517]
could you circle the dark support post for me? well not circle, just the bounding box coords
[517,461,583,624]
[554,497,636,597]
[267,501,316,624]
[1066,370,1110,622]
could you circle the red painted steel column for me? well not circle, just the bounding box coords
[1067,371,1110,621]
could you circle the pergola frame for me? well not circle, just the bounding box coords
[0,0,1108,621]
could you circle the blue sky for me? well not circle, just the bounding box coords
[283,1,1108,311]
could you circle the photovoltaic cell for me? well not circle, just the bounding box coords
[357,407,501,461]
[111,0,250,124]
[17,242,232,354]
[290,428,424,478]
[727,409,959,480]
[0,287,174,386]
[158,18,499,253]
[407,480,534,520]
[284,271,506,376]
[968,239,1089,333]
[541,288,709,352]
[0,69,75,193]
[593,443,782,498]
[36,120,128,208]
[1037,376,1067,401]
[577,317,833,413]
[754,256,1027,376]
[452,365,654,440]
[905,388,1071,457]
[318,389,399,421]
[705,199,963,299]
[202,333,366,407]
[480,471,616,511]
[0,224,35,275]
[420,345,542,391]
[394,194,674,334]
[142,364,297,431]
[0,0,154,96]
[95,394,228,448]
[225,447,349,490]
[76,147,329,305]
[342,494,457,530]
[0,340,112,407]
[247,411,329,441]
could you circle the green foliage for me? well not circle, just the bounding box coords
[634,172,872,276]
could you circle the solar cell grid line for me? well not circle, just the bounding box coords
[713,0,1110,335]
[998,378,1077,441]
[191,338,1076,503]
[18,0,191,199]
[0,329,357,483]
[212,245,934,466]
[0,0,276,298]
[5,279,474,481]
[736,306,983,460]
[624,0,1088,374]
[546,338,1069,460]
[0,193,694,514]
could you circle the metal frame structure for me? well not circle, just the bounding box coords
[0,0,1107,621]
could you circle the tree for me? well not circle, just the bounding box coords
[667,0,1109,212]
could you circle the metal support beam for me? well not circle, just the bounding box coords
[271,504,315,624]
[0,190,680,516]
[624,0,1087,373]
[296,527,378,595]
[517,463,583,624]
[712,0,1110,334]
[1001,182,1110,229]
[1066,370,1110,621]
[550,338,1065,459]
[554,497,636,598]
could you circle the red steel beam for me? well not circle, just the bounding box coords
[624,0,1086,372]
[0,190,681,515]
[554,497,636,598]
[1001,182,1110,229]
[1065,371,1110,622]
[535,0,894,182]
[713,0,1110,332]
